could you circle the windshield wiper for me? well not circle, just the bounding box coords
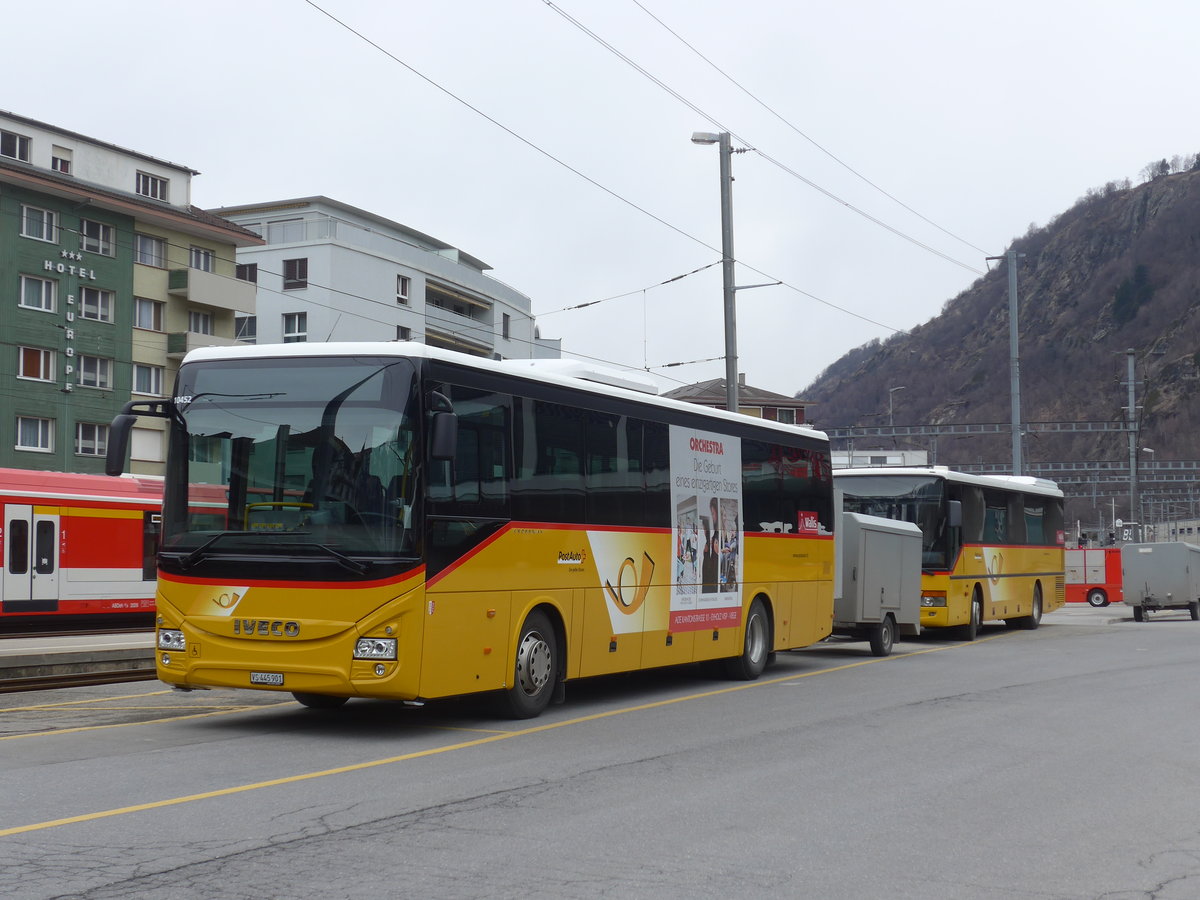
[174,531,259,570]
[298,541,369,574]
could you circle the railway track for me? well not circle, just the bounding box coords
[0,666,157,694]
[0,626,156,693]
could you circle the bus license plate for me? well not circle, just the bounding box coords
[250,672,284,686]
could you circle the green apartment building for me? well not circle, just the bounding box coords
[0,110,261,475]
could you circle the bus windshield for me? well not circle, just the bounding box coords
[162,356,419,566]
[839,473,949,569]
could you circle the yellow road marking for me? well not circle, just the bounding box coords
[2,689,172,711]
[0,703,295,742]
[0,631,1014,837]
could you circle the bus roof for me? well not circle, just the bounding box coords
[181,341,830,443]
[835,466,1063,498]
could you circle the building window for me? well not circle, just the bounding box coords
[282,258,308,290]
[0,129,31,162]
[51,146,72,175]
[131,427,164,463]
[19,275,56,312]
[18,347,54,382]
[133,364,165,396]
[235,314,257,343]
[20,205,57,242]
[188,310,214,335]
[77,355,113,389]
[189,246,214,272]
[134,234,166,267]
[502,313,511,340]
[135,171,169,201]
[134,297,164,331]
[282,312,307,343]
[75,423,108,457]
[236,263,258,283]
[776,408,796,425]
[267,218,305,243]
[79,287,115,323]
[397,275,410,305]
[16,417,53,452]
[397,325,411,341]
[80,219,116,256]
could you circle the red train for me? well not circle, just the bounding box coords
[0,468,167,624]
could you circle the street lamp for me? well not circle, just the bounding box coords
[888,386,906,427]
[692,131,738,412]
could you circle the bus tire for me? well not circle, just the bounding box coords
[292,692,348,710]
[1133,606,1145,622]
[723,598,770,680]
[868,615,895,657]
[1018,586,1043,630]
[961,591,981,641]
[498,610,558,719]
[1087,589,1108,608]
[1190,602,1199,621]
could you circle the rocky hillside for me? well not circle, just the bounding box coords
[800,167,1200,468]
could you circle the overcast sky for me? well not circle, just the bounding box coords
[7,1,1198,397]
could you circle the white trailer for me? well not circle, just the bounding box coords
[1121,541,1200,622]
[833,511,923,656]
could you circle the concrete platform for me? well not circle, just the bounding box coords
[0,632,155,689]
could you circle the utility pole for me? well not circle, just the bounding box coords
[986,250,1025,475]
[1126,349,1138,529]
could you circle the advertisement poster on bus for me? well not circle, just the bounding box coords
[669,424,743,631]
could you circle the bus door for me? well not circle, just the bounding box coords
[2,505,60,613]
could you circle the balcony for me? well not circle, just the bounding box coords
[167,268,256,313]
[167,331,246,360]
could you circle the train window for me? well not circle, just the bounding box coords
[8,519,28,574]
[35,520,56,574]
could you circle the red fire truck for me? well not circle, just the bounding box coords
[1065,547,1122,607]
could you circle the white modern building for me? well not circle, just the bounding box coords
[210,197,558,359]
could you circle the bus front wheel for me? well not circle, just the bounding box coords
[961,592,981,641]
[1087,589,1109,607]
[723,598,770,680]
[498,610,558,719]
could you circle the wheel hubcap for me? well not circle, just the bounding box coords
[516,630,552,695]
[747,613,767,663]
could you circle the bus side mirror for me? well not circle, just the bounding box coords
[430,411,458,461]
[947,500,962,529]
[106,413,137,476]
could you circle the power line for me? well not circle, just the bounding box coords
[629,0,990,257]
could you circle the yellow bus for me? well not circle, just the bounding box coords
[106,343,836,717]
[835,467,1065,639]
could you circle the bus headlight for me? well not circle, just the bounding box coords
[921,594,947,608]
[158,629,186,651]
[354,638,397,660]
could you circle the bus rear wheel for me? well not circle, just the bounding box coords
[292,692,348,710]
[498,610,558,719]
[1133,606,1145,622]
[723,598,770,680]
[1017,586,1043,630]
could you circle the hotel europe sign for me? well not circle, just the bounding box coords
[44,250,99,390]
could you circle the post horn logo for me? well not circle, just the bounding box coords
[604,552,655,615]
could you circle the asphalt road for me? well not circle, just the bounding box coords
[1,603,1197,900]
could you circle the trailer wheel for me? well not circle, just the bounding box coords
[497,609,558,719]
[292,692,348,710]
[1133,606,1145,622]
[723,598,770,680]
[1087,589,1108,608]
[868,615,895,657]
[1190,602,1199,621]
